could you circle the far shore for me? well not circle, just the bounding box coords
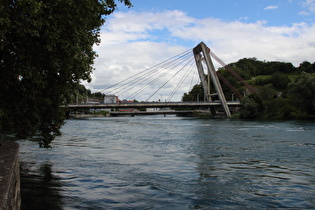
[69,114,107,118]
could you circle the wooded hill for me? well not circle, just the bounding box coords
[182,58,315,120]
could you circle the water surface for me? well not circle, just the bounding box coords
[19,116,315,209]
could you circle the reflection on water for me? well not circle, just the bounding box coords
[19,116,315,209]
[20,163,63,210]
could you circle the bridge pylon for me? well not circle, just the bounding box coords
[193,42,231,117]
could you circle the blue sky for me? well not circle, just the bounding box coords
[85,0,315,101]
[118,0,314,25]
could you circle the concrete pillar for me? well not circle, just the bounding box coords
[193,42,231,117]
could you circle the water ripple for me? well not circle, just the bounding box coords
[19,117,315,209]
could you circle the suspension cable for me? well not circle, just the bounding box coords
[166,59,195,102]
[124,50,192,98]
[125,51,193,99]
[145,54,194,101]
[99,48,192,94]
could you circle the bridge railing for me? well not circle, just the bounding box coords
[65,101,241,109]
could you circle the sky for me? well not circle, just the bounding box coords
[85,0,315,101]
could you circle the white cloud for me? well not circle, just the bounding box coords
[264,5,279,10]
[300,0,315,15]
[85,10,315,101]
[302,0,315,13]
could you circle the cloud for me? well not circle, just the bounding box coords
[300,0,315,15]
[264,5,279,10]
[302,0,315,13]
[85,10,315,101]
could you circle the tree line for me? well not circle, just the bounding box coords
[65,84,105,104]
[182,58,315,120]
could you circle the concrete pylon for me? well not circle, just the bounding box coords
[193,42,231,117]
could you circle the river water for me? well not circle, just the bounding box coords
[19,116,315,209]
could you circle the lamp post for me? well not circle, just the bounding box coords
[232,93,235,101]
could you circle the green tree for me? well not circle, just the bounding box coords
[257,84,282,119]
[268,62,295,74]
[240,84,293,120]
[0,0,132,147]
[240,94,264,119]
[288,72,315,116]
[182,84,204,102]
[298,61,315,73]
[229,58,259,76]
[270,72,291,89]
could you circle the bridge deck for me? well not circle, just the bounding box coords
[109,110,198,116]
[66,101,241,110]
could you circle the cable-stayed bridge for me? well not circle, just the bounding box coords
[99,48,197,102]
[68,42,254,117]
[67,101,241,117]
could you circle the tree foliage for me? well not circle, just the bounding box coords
[298,61,315,73]
[183,56,315,120]
[240,72,315,120]
[288,72,315,115]
[255,72,290,89]
[0,0,132,147]
[239,94,263,119]
[182,84,204,102]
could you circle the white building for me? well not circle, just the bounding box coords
[104,95,118,104]
[146,108,160,112]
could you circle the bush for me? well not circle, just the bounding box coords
[240,94,263,119]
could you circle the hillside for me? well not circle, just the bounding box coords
[182,58,315,120]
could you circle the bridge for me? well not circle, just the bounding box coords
[67,101,240,110]
[68,42,253,117]
[67,101,241,117]
[67,101,241,116]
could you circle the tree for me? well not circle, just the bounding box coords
[182,84,204,102]
[270,72,291,89]
[297,61,314,73]
[240,94,264,119]
[288,72,315,116]
[0,0,132,147]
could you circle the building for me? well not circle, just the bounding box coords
[104,95,118,104]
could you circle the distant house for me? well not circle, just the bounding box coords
[104,95,118,104]
[120,99,133,104]
[146,108,160,112]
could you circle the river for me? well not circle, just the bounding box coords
[19,116,315,209]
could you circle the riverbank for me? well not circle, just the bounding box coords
[0,141,20,210]
[69,114,106,118]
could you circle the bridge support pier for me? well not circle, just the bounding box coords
[193,42,231,117]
